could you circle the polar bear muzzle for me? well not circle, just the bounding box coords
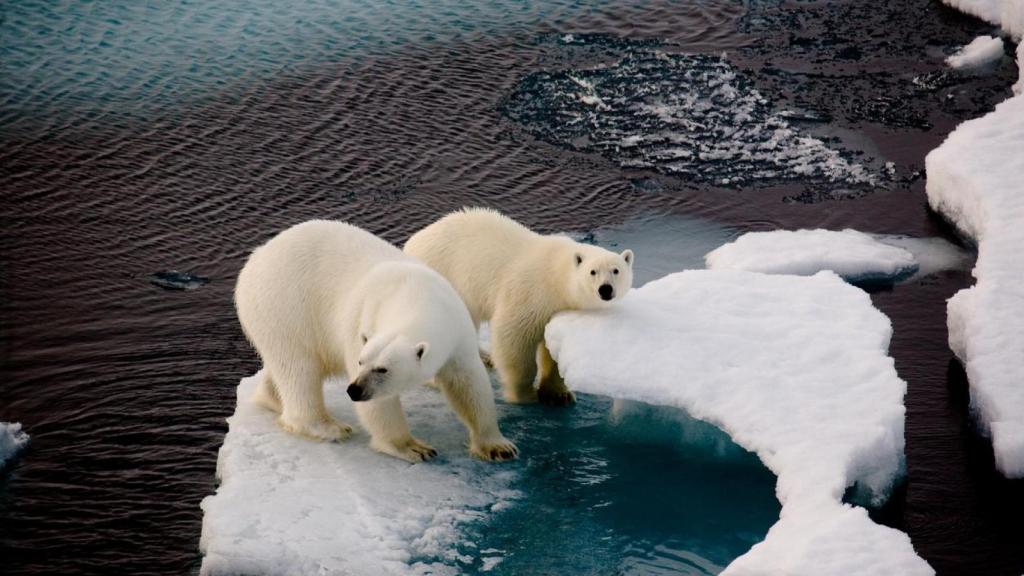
[598,284,614,301]
[347,381,369,401]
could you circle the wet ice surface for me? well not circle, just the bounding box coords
[502,37,881,190]
[201,374,779,575]
[468,399,779,576]
[201,375,519,576]
[547,270,932,576]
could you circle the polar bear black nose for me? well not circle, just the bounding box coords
[599,284,614,301]
[347,383,366,402]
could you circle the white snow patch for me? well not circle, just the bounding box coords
[941,0,1024,40]
[947,35,1005,68]
[925,85,1024,477]
[199,375,521,576]
[704,229,919,283]
[546,270,932,576]
[0,422,30,469]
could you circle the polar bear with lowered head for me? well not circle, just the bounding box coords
[235,220,518,462]
[405,208,633,406]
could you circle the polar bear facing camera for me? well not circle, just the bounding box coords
[235,220,518,462]
[405,208,633,406]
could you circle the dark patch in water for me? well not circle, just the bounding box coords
[628,177,664,192]
[501,38,886,190]
[734,0,1019,131]
[150,271,210,291]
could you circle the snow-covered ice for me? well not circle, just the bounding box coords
[200,376,521,576]
[941,0,1024,40]
[704,229,920,283]
[947,35,1005,68]
[925,69,1024,477]
[546,270,932,576]
[0,422,30,469]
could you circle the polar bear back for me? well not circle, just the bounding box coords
[404,208,574,324]
[235,220,405,362]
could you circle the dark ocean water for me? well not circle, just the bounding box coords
[2,0,1023,574]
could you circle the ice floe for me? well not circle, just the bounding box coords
[0,422,30,469]
[200,376,521,576]
[947,35,1005,68]
[925,67,1024,477]
[705,229,919,284]
[546,270,932,576]
[941,0,1024,40]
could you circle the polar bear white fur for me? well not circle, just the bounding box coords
[404,208,633,406]
[235,220,518,462]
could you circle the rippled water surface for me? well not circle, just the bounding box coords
[3,0,1024,574]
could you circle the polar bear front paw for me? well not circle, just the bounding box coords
[471,437,519,462]
[378,437,438,463]
[278,416,353,442]
[538,387,576,407]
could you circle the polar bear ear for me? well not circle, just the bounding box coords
[574,253,583,267]
[414,342,429,361]
[621,249,633,266]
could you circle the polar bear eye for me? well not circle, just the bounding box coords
[373,367,388,374]
[613,268,619,275]
[590,270,596,276]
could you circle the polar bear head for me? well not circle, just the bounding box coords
[571,245,634,309]
[347,333,430,402]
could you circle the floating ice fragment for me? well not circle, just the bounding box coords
[0,422,30,469]
[946,35,1004,69]
[705,229,920,284]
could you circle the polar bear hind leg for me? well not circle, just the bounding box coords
[252,371,283,413]
[490,308,540,404]
[537,342,576,406]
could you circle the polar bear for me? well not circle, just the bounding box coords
[235,220,518,462]
[404,208,633,406]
